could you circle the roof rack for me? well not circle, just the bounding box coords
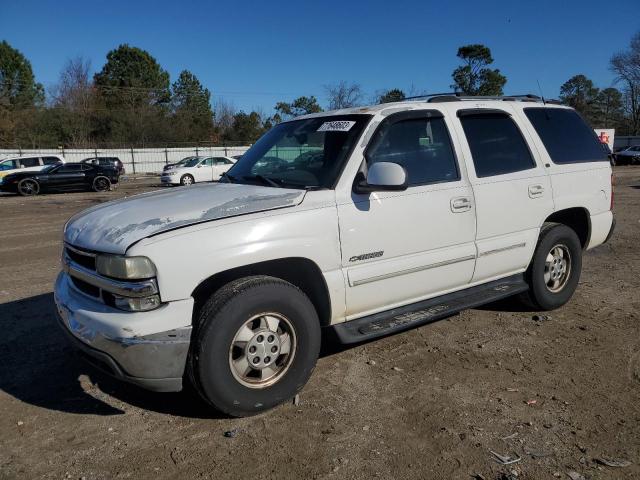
[403,92,549,103]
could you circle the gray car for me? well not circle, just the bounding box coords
[614,146,640,165]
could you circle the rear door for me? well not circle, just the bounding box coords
[195,157,215,182]
[450,105,554,282]
[213,157,234,180]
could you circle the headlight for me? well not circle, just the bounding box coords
[113,294,161,312]
[96,255,156,279]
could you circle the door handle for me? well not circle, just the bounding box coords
[528,184,544,198]
[451,197,472,212]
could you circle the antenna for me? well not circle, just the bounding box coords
[536,80,547,105]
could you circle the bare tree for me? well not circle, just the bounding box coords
[324,81,363,110]
[213,98,237,141]
[610,32,640,134]
[51,57,95,146]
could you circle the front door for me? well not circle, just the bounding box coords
[337,110,477,319]
[213,157,233,180]
[48,164,86,189]
[195,158,215,182]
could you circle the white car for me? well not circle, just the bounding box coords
[0,154,65,184]
[55,95,614,417]
[160,156,236,185]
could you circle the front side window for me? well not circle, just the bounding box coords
[182,157,203,168]
[202,158,215,167]
[42,156,62,165]
[366,116,459,186]
[20,157,40,168]
[460,113,535,177]
[0,160,18,171]
[524,108,608,164]
[229,115,370,189]
[58,164,84,173]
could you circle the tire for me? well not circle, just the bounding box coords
[189,276,321,417]
[17,178,40,196]
[92,176,111,192]
[180,174,194,186]
[519,222,582,311]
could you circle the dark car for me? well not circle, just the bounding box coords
[613,146,640,165]
[81,156,125,175]
[0,162,120,196]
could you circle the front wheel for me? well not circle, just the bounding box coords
[17,178,40,196]
[189,276,321,417]
[180,174,194,186]
[519,223,582,310]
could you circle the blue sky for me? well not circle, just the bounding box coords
[1,0,638,113]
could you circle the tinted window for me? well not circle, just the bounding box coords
[0,160,18,170]
[20,157,40,168]
[524,108,608,164]
[367,116,459,185]
[460,113,535,177]
[81,164,93,171]
[42,156,62,165]
[58,164,84,173]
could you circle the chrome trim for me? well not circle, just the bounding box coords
[350,255,476,287]
[479,242,526,257]
[65,243,97,258]
[62,253,158,298]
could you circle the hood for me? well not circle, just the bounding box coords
[64,183,306,254]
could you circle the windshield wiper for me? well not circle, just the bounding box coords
[220,171,237,183]
[242,174,280,188]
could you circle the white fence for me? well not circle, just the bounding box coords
[0,146,251,174]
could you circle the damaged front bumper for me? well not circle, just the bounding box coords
[54,272,193,392]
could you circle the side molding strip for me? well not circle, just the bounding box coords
[479,242,526,257]
[350,255,476,287]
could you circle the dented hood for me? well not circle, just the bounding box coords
[64,183,306,254]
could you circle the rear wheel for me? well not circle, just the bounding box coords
[189,276,320,417]
[92,176,111,192]
[17,178,39,196]
[180,174,194,186]
[519,223,582,310]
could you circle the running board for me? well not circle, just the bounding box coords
[332,274,528,344]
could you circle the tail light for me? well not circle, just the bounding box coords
[610,173,615,210]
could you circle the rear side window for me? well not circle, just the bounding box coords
[524,108,608,164]
[460,113,535,177]
[20,157,40,168]
[367,116,459,185]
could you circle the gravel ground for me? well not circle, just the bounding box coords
[0,170,638,480]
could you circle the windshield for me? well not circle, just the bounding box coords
[182,157,203,168]
[41,164,58,173]
[227,115,370,189]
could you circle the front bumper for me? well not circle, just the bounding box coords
[54,272,194,392]
[160,175,178,184]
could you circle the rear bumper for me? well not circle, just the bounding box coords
[54,272,193,392]
[587,210,614,250]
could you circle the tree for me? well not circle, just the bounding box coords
[451,44,507,96]
[275,96,322,119]
[171,70,214,141]
[594,87,624,128]
[610,31,640,134]
[324,81,363,110]
[223,111,268,143]
[0,40,44,109]
[559,74,600,124]
[378,88,406,104]
[94,44,170,108]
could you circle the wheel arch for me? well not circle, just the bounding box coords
[191,257,332,329]
[543,207,591,248]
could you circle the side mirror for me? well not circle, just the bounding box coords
[354,162,408,194]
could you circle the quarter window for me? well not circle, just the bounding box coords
[524,108,608,164]
[460,113,535,177]
[42,156,62,165]
[367,116,459,185]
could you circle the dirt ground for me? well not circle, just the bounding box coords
[0,169,638,480]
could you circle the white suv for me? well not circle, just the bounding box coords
[55,95,615,416]
[160,156,235,185]
[0,154,65,184]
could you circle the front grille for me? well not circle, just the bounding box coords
[65,246,96,271]
[70,276,100,298]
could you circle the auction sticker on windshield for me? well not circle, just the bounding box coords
[317,120,356,132]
